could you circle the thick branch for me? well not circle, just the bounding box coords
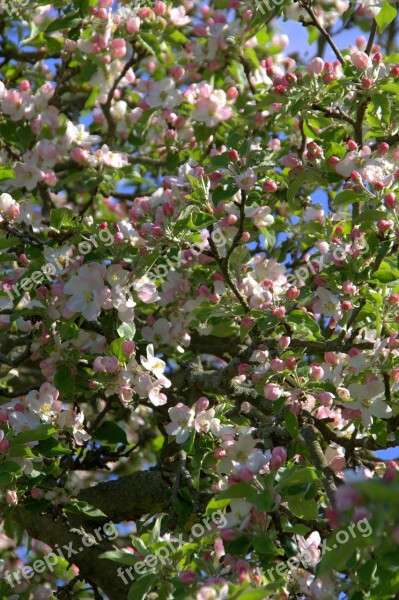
[77,468,168,521]
[12,507,128,600]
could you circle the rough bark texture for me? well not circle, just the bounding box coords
[78,468,168,521]
[13,507,129,600]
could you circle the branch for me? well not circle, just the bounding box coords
[300,424,338,505]
[101,50,146,145]
[186,361,274,416]
[127,155,168,167]
[366,19,378,55]
[300,1,344,64]
[77,469,168,521]
[208,224,249,313]
[311,103,356,126]
[12,506,128,600]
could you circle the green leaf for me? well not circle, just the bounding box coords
[148,516,162,546]
[253,536,283,556]
[10,425,57,445]
[238,591,276,600]
[8,445,35,458]
[50,207,75,231]
[205,496,231,514]
[0,167,15,181]
[216,483,258,500]
[117,321,136,340]
[375,2,397,32]
[286,310,322,340]
[100,550,139,566]
[380,82,399,94]
[353,209,390,224]
[46,14,82,33]
[0,237,20,249]
[93,421,128,446]
[278,467,319,490]
[287,172,308,204]
[212,183,239,202]
[0,472,13,485]
[109,338,126,362]
[65,500,107,518]
[334,190,362,206]
[287,497,319,519]
[54,365,75,395]
[128,574,157,600]
[284,406,299,438]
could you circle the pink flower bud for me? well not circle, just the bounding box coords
[310,364,324,380]
[19,80,30,91]
[287,287,300,300]
[351,51,369,70]
[346,140,358,152]
[378,219,394,232]
[384,192,396,209]
[220,529,236,541]
[170,65,185,80]
[278,335,291,350]
[341,300,352,311]
[264,383,282,401]
[111,38,126,59]
[71,147,88,164]
[126,16,141,33]
[154,1,167,15]
[31,487,44,499]
[270,446,287,470]
[263,180,278,192]
[378,142,390,155]
[227,86,239,99]
[307,57,324,75]
[241,317,254,328]
[330,455,346,472]
[237,363,250,375]
[237,466,254,482]
[0,439,9,452]
[6,490,18,506]
[196,396,209,411]
[271,358,285,372]
[329,156,340,168]
[337,386,350,400]
[285,357,297,370]
[179,571,197,584]
[139,7,152,18]
[342,280,356,295]
[272,306,286,318]
[122,341,135,356]
[317,391,333,407]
